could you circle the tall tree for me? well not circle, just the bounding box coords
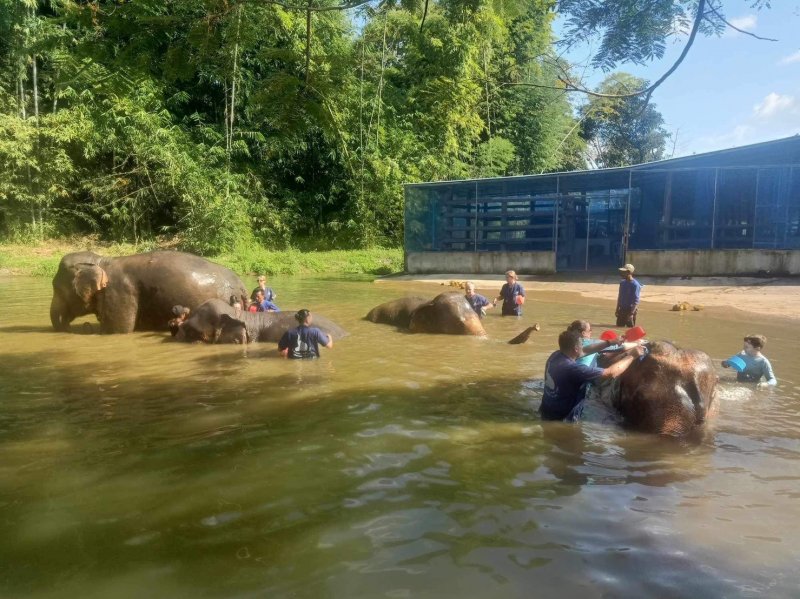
[579,73,671,168]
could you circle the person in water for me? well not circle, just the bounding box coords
[250,289,280,312]
[722,334,777,388]
[278,309,334,359]
[251,275,277,303]
[615,263,642,327]
[495,270,525,317]
[464,281,494,318]
[539,329,644,422]
[567,319,602,368]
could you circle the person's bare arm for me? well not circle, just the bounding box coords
[600,346,645,379]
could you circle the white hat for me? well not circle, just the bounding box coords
[618,264,635,273]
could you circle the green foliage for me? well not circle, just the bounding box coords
[579,73,671,168]
[0,1,736,251]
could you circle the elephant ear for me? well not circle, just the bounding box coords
[73,264,108,306]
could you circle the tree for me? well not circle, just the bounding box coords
[579,73,670,168]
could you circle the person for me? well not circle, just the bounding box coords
[615,263,642,327]
[722,334,777,388]
[251,275,277,303]
[567,319,603,368]
[495,270,525,317]
[168,305,190,336]
[539,329,645,422]
[278,309,333,359]
[250,289,280,312]
[465,281,494,318]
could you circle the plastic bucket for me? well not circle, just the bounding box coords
[727,355,746,372]
[515,295,525,305]
[599,330,618,341]
[624,326,646,341]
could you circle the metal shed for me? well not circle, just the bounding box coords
[404,135,800,276]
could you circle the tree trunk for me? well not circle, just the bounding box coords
[305,5,312,85]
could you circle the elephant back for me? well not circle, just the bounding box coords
[408,292,486,336]
[366,297,428,328]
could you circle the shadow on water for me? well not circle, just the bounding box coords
[0,347,794,598]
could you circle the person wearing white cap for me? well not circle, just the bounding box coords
[615,263,641,327]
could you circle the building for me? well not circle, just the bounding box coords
[404,135,800,276]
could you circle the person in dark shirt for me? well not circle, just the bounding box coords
[465,281,494,318]
[278,309,333,359]
[615,263,642,327]
[539,329,644,422]
[495,270,525,316]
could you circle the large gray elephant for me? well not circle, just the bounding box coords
[366,292,486,336]
[175,298,347,344]
[51,251,248,334]
[610,341,719,436]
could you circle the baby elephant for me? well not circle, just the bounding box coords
[174,298,346,344]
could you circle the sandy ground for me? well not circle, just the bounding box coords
[377,274,800,322]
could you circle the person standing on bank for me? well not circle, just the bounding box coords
[278,309,333,359]
[495,270,525,317]
[615,263,642,327]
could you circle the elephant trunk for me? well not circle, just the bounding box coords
[50,295,70,332]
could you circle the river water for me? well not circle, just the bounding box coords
[1,275,798,598]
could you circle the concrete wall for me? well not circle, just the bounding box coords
[406,251,556,274]
[629,250,800,276]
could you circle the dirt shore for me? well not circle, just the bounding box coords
[377,274,800,322]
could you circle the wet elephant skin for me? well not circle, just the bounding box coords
[366,292,485,336]
[50,251,248,334]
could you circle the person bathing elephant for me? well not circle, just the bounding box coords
[366,292,486,336]
[50,251,248,334]
[174,298,347,344]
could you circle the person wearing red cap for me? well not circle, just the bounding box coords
[615,263,641,327]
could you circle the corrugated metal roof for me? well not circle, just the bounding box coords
[405,134,800,188]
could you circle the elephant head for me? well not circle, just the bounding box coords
[217,314,249,344]
[615,341,719,436]
[50,252,108,331]
[408,292,486,336]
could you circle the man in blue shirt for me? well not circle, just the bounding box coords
[278,309,333,359]
[615,263,642,327]
[540,329,644,421]
[465,281,494,318]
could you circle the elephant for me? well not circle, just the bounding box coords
[175,298,347,344]
[366,292,486,336]
[50,251,248,334]
[366,296,428,329]
[611,341,719,436]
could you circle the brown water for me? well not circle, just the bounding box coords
[1,275,799,598]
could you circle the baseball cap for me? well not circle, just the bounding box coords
[618,264,635,273]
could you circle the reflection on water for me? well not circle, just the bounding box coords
[1,275,799,597]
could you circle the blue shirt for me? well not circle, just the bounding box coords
[540,350,604,420]
[617,278,642,310]
[499,282,525,316]
[278,325,330,359]
[259,300,280,312]
[576,338,598,367]
[466,293,491,317]
[731,352,777,385]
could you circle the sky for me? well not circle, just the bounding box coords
[556,2,800,158]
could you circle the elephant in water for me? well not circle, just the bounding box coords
[50,251,248,334]
[366,292,486,336]
[595,341,719,437]
[175,298,347,344]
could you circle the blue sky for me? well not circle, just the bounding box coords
[557,3,800,158]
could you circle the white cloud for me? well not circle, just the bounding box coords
[753,92,797,119]
[728,14,757,31]
[779,50,800,65]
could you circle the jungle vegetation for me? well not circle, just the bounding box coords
[0,0,764,254]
